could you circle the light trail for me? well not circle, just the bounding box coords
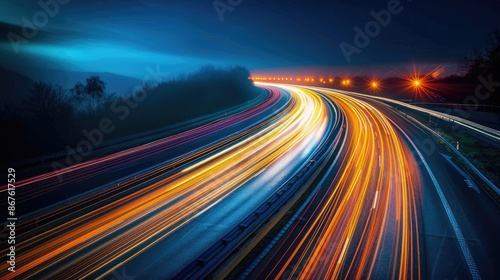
[0,86,331,279]
[0,90,283,199]
[251,85,422,280]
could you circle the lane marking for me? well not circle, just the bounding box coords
[239,93,348,279]
[440,153,480,194]
[372,191,379,209]
[392,121,481,280]
[338,237,350,265]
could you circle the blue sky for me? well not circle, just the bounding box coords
[1,0,499,78]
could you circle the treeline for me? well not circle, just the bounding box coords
[119,65,258,133]
[455,28,500,105]
[1,65,258,164]
[460,29,500,80]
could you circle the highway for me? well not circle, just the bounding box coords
[1,83,499,279]
[338,89,500,144]
[341,88,500,279]
[0,85,333,279]
[248,85,423,279]
[246,84,500,280]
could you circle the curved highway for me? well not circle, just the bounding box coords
[246,84,500,280]
[248,84,422,279]
[1,83,499,279]
[0,85,333,279]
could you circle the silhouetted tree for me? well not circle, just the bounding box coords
[188,64,218,81]
[0,99,19,121]
[71,75,107,117]
[229,65,251,81]
[85,75,106,98]
[485,29,500,75]
[461,28,500,79]
[71,81,85,96]
[23,82,72,124]
[2,66,259,164]
[0,100,35,163]
[20,82,74,152]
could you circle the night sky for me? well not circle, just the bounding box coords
[1,0,499,79]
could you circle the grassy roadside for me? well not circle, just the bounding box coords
[398,107,500,206]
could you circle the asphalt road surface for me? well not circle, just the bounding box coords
[1,83,498,279]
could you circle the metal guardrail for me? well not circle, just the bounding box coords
[317,85,500,198]
[173,95,346,279]
[411,102,500,113]
[403,114,500,197]
[0,90,284,228]
[323,88,500,143]
[316,85,500,199]
[1,89,269,170]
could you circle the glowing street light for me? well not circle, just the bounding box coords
[403,71,435,100]
[370,80,380,89]
[368,79,382,92]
